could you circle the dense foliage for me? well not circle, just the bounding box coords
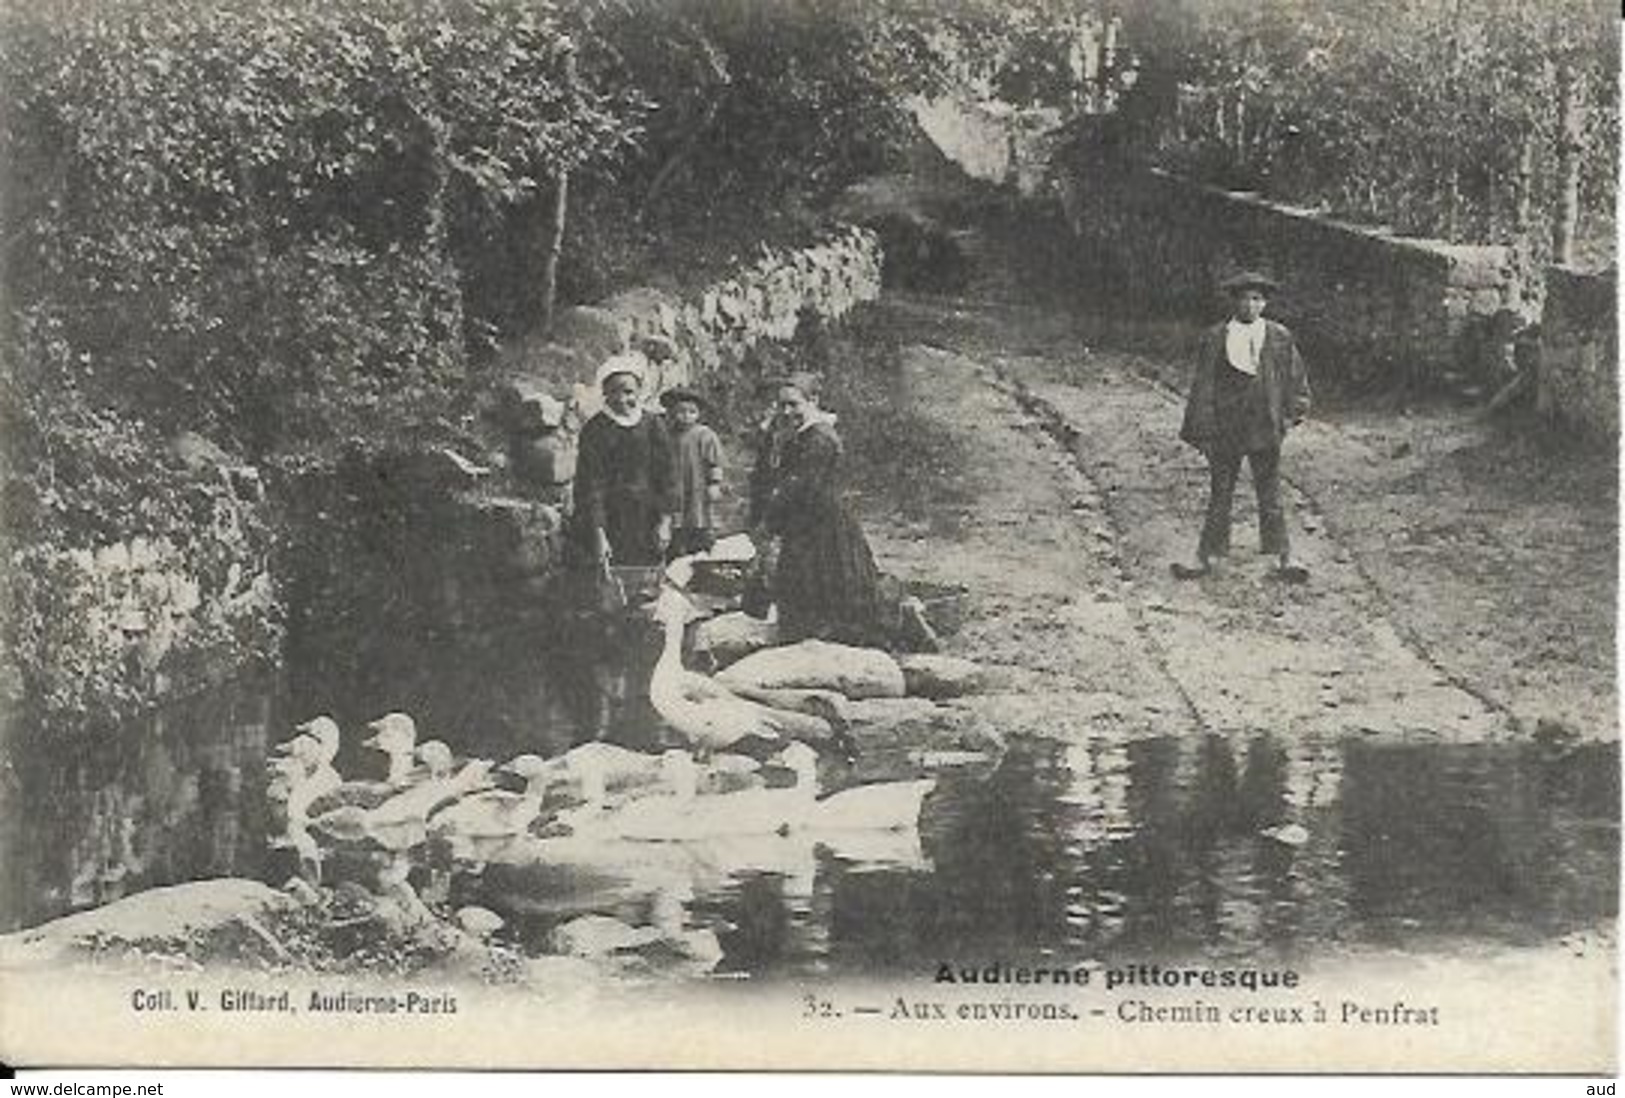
[0,0,963,490]
[3,0,640,469]
[1109,0,1620,275]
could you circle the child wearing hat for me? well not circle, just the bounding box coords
[1175,270,1312,583]
[660,386,725,560]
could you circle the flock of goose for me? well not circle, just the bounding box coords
[266,566,940,939]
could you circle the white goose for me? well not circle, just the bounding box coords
[267,754,325,882]
[613,743,936,842]
[541,741,666,802]
[648,588,834,756]
[428,754,554,857]
[310,759,495,851]
[540,741,760,808]
[304,714,438,816]
[366,713,423,781]
[273,716,343,804]
[270,714,336,764]
[811,770,938,834]
[612,747,814,840]
[412,740,457,782]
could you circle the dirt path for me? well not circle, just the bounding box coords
[838,248,1615,747]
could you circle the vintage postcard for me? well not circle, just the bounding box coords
[0,0,1617,1074]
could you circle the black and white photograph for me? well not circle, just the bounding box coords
[0,0,1617,1074]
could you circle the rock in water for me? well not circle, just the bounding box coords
[842,697,942,726]
[717,640,906,700]
[725,685,847,717]
[838,697,1003,755]
[523,954,603,995]
[551,915,661,958]
[455,906,506,940]
[691,612,779,669]
[1261,823,1310,847]
[897,654,986,699]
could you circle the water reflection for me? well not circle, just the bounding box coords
[0,683,274,931]
[289,614,671,776]
[1339,741,1619,942]
[608,731,1616,980]
[423,717,1614,984]
[827,734,1611,976]
[4,605,1616,981]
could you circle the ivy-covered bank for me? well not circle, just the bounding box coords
[3,447,280,735]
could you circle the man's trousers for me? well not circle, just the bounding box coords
[1198,447,1288,560]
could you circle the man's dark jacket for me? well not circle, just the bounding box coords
[1179,319,1312,453]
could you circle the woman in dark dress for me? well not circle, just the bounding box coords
[571,353,675,567]
[762,373,885,645]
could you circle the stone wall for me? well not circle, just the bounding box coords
[1537,265,1618,439]
[1053,159,1514,385]
[504,225,882,415]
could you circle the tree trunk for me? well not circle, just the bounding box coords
[538,170,569,334]
[539,44,577,333]
[1513,131,1535,233]
[1552,61,1585,265]
[1234,91,1248,168]
[1442,0,1464,239]
[1444,164,1461,240]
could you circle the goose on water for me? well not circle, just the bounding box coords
[267,754,325,882]
[304,717,448,817]
[612,743,934,842]
[310,759,495,851]
[608,748,812,840]
[540,741,764,807]
[429,755,554,856]
[272,716,343,803]
[542,741,667,802]
[271,715,339,765]
[412,740,457,782]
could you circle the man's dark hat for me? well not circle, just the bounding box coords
[659,386,706,410]
[1220,270,1280,293]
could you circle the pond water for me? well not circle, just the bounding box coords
[0,681,276,932]
[4,610,1617,979]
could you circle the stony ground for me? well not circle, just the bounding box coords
[836,227,1617,750]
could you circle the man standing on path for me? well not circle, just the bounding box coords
[1173,271,1312,583]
